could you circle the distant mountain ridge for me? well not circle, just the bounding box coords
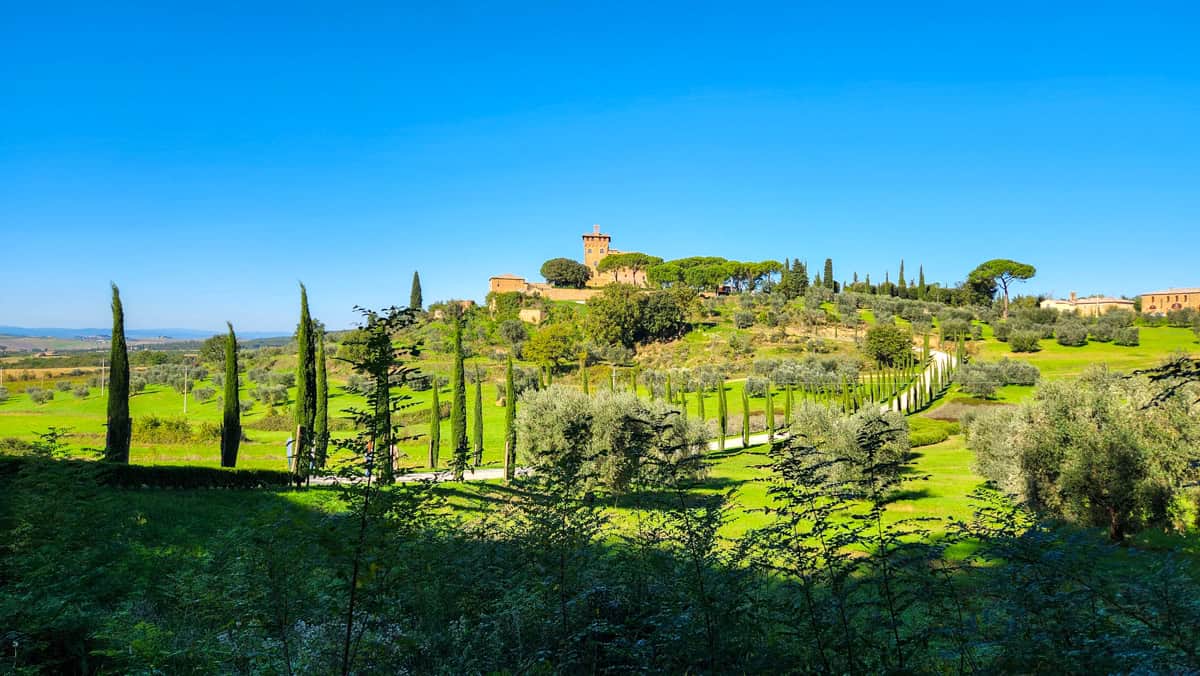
[0,326,288,340]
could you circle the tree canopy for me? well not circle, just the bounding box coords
[968,259,1036,318]
[540,258,592,288]
[596,252,663,274]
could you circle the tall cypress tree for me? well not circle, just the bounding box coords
[823,258,834,289]
[503,356,517,482]
[472,373,484,467]
[697,386,706,420]
[917,265,926,300]
[717,379,728,450]
[220,322,241,468]
[784,384,793,428]
[765,386,775,442]
[580,355,589,395]
[796,261,809,293]
[105,283,131,463]
[898,260,907,294]
[450,317,469,479]
[410,270,423,310]
[428,383,441,468]
[294,284,317,480]
[314,330,329,467]
[741,385,751,448]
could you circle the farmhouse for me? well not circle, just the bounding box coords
[1141,288,1200,315]
[488,225,649,300]
[1039,292,1134,317]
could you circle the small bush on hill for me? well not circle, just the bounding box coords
[54,380,72,392]
[27,388,53,404]
[72,385,89,399]
[733,311,755,329]
[1114,327,1140,346]
[1009,330,1041,353]
[1055,322,1089,347]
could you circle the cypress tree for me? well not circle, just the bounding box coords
[503,356,516,482]
[450,317,469,479]
[610,365,617,392]
[796,260,809,294]
[899,260,907,293]
[697,386,706,420]
[428,383,441,468]
[823,258,834,289]
[741,384,751,448]
[717,379,728,450]
[472,372,484,467]
[410,270,423,310]
[665,374,672,402]
[314,330,329,467]
[917,265,926,300]
[580,355,589,395]
[294,284,317,481]
[220,322,241,468]
[784,384,793,427]
[765,386,775,442]
[104,284,132,463]
[451,319,468,477]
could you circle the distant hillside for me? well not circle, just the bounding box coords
[0,326,288,340]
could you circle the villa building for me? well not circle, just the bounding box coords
[488,225,648,301]
[1140,288,1200,315]
[1039,292,1134,317]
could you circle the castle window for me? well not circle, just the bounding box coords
[586,248,592,254]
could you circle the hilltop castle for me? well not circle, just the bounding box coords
[489,225,647,301]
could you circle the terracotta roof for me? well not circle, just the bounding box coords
[1142,288,1200,295]
[1072,297,1133,305]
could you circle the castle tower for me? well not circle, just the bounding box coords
[582,224,611,277]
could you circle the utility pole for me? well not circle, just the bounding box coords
[183,361,189,414]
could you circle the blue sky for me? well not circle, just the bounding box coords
[3,1,1198,332]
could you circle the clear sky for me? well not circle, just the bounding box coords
[3,2,1198,332]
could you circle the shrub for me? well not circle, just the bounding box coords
[864,323,912,366]
[1089,322,1115,343]
[997,358,1040,386]
[1009,331,1041,353]
[1113,327,1140,346]
[939,318,971,341]
[72,385,90,399]
[955,359,1041,398]
[517,386,707,492]
[992,321,1011,342]
[910,427,950,447]
[790,405,911,484]
[733,311,755,329]
[966,368,1200,541]
[54,380,72,392]
[27,388,54,404]
[955,363,997,398]
[135,415,194,443]
[1055,323,1089,347]
[743,376,770,398]
[0,386,8,402]
[192,387,216,403]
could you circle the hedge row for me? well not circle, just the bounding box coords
[0,455,292,489]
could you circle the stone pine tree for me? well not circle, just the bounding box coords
[449,317,469,479]
[220,321,241,468]
[314,330,329,467]
[741,385,751,448]
[294,283,317,480]
[105,283,131,463]
[717,378,728,450]
[823,258,834,289]
[428,383,441,468]
[503,356,517,482]
[472,372,484,467]
[410,270,423,310]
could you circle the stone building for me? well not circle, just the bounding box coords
[1141,288,1200,315]
[488,225,648,300]
[1039,292,1134,317]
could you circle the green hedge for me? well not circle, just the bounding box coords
[0,455,292,489]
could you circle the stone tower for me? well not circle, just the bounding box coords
[582,224,611,277]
